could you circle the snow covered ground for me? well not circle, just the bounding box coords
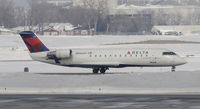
[0,34,200,95]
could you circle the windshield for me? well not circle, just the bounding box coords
[163,52,176,55]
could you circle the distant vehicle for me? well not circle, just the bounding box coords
[152,31,162,35]
[164,31,182,36]
[19,31,187,74]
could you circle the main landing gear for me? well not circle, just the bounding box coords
[93,67,109,74]
[171,66,176,72]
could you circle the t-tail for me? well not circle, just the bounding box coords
[19,31,49,53]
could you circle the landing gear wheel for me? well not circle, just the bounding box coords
[171,66,176,72]
[100,67,109,74]
[100,68,106,74]
[93,68,99,74]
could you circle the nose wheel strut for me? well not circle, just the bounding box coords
[171,66,176,72]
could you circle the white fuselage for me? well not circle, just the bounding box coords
[30,48,186,68]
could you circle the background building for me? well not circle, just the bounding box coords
[48,0,72,7]
[0,27,13,35]
[72,0,118,13]
[152,25,200,35]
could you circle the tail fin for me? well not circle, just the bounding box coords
[19,31,49,53]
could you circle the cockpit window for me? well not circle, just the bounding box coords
[163,52,176,55]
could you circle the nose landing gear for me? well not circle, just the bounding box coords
[171,66,176,72]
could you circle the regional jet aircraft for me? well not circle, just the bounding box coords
[19,31,187,74]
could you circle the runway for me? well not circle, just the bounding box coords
[0,95,200,109]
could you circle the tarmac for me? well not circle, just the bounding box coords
[0,69,200,95]
[0,95,200,109]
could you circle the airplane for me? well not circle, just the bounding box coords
[19,31,187,74]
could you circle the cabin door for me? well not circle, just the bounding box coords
[150,55,157,64]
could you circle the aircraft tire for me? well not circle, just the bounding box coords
[93,68,99,74]
[100,68,106,74]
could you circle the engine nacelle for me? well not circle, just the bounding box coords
[47,49,72,59]
[56,50,72,59]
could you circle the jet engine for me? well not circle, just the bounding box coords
[47,49,72,59]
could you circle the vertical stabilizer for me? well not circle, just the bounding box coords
[19,31,49,53]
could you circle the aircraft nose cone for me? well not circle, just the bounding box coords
[178,58,187,65]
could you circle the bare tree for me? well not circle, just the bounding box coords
[0,0,15,28]
[82,0,108,34]
[66,7,91,29]
[14,7,28,28]
[27,0,61,31]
